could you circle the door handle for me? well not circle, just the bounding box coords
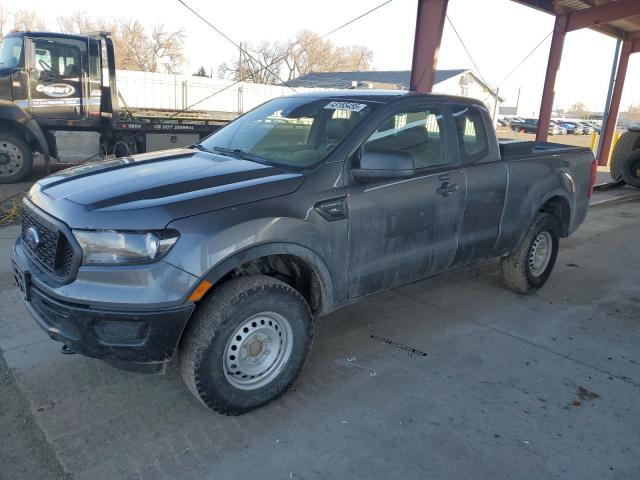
[437,183,459,197]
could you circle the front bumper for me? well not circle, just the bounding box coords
[13,240,195,364]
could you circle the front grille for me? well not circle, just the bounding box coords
[21,205,78,280]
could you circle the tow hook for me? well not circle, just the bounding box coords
[60,344,76,355]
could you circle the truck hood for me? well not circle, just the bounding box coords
[29,148,304,229]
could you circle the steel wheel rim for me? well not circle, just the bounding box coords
[0,141,23,177]
[223,312,293,390]
[529,231,552,277]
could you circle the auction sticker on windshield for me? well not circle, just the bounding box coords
[324,101,368,112]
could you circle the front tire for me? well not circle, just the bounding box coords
[180,275,313,415]
[501,213,560,294]
[0,133,33,184]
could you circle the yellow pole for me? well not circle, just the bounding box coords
[608,131,622,166]
[590,132,599,153]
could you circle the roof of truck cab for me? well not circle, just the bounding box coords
[5,31,100,42]
[283,89,488,107]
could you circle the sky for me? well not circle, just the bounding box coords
[3,0,639,115]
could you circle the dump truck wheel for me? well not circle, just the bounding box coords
[611,130,640,181]
[620,152,640,189]
[0,133,33,184]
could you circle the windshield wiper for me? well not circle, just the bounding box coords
[191,143,211,152]
[212,147,270,165]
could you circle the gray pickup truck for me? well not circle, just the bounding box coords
[12,91,596,415]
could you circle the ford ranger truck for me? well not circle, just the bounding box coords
[12,91,597,415]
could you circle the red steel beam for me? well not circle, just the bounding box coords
[566,0,640,32]
[598,39,633,166]
[536,15,568,142]
[410,0,449,92]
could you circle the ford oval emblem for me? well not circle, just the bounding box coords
[25,226,41,249]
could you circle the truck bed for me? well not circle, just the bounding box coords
[499,140,592,160]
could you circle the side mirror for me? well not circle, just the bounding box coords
[352,150,415,183]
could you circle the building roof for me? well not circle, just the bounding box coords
[287,69,468,90]
[287,68,505,102]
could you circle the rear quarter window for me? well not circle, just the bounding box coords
[452,105,489,164]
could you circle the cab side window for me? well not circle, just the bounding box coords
[363,107,446,169]
[452,105,489,163]
[33,40,80,80]
[88,41,101,81]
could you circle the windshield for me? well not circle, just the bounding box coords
[200,96,377,168]
[0,36,23,70]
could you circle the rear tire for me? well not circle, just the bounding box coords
[0,133,33,184]
[611,130,640,181]
[180,275,313,415]
[620,152,640,188]
[501,213,560,294]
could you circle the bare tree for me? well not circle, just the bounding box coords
[147,25,185,73]
[0,6,8,41]
[218,30,373,84]
[627,102,640,114]
[218,41,286,84]
[57,12,185,74]
[568,101,589,118]
[12,9,46,32]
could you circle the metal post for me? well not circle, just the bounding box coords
[597,38,622,160]
[598,39,633,166]
[409,0,449,92]
[515,87,521,115]
[536,15,568,142]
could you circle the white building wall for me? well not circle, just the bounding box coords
[115,70,501,116]
[115,70,329,113]
[433,73,500,115]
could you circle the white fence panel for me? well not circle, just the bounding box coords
[115,70,332,113]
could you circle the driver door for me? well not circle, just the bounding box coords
[26,37,84,120]
[346,103,466,298]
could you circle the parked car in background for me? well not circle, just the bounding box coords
[577,122,594,135]
[512,118,559,135]
[560,122,584,135]
[582,121,601,133]
[550,121,567,135]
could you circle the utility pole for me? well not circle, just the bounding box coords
[515,87,521,115]
[238,42,244,81]
[492,87,500,126]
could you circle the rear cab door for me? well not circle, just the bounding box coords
[346,100,467,298]
[450,103,507,266]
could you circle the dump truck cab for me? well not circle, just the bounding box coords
[0,31,114,126]
[0,31,233,183]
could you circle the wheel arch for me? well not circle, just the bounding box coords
[198,242,335,316]
[0,100,51,164]
[537,194,571,237]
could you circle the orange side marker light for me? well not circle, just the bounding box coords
[188,280,213,302]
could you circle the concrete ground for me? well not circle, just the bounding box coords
[1,168,640,479]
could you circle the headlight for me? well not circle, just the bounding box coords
[73,229,180,265]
